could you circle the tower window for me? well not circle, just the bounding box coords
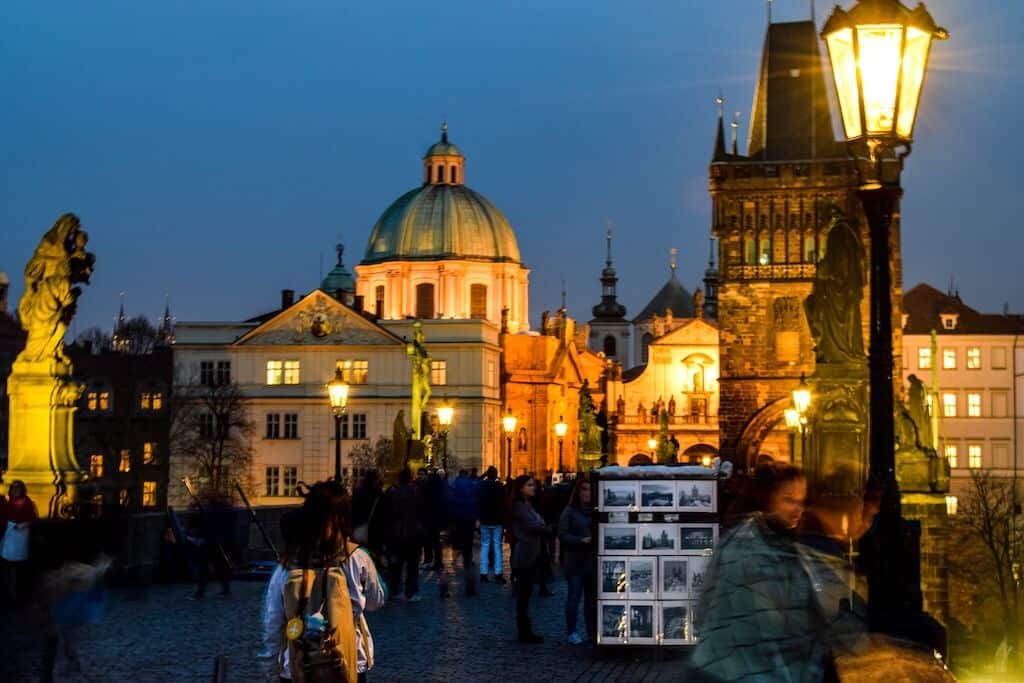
[416,283,435,319]
[603,335,617,357]
[450,165,457,183]
[758,236,771,265]
[436,165,444,183]
[374,285,385,316]
[470,284,488,318]
[744,237,756,265]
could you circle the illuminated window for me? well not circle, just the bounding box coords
[266,360,283,385]
[352,413,367,439]
[942,349,956,370]
[284,413,298,439]
[90,454,104,478]
[143,442,157,464]
[86,390,110,411]
[758,237,771,265]
[87,392,98,411]
[337,360,368,384]
[470,284,488,318]
[140,392,163,410]
[942,393,957,417]
[744,237,756,264]
[967,393,981,417]
[283,360,300,385]
[266,413,281,439]
[119,489,129,507]
[431,360,447,386]
[265,466,280,496]
[968,444,982,469]
[142,481,157,507]
[917,348,931,370]
[966,347,981,370]
[944,444,958,469]
[283,467,298,496]
[118,449,131,473]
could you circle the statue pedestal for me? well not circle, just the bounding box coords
[806,364,869,492]
[5,358,85,518]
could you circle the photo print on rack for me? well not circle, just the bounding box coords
[639,481,675,511]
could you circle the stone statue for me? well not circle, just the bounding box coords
[637,402,646,423]
[391,410,410,468]
[578,380,603,468]
[668,396,676,416]
[17,214,95,365]
[906,374,933,448]
[406,322,431,439]
[804,208,865,365]
[616,395,625,416]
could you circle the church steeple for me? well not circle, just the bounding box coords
[712,95,729,162]
[703,238,719,320]
[591,224,627,321]
[112,292,130,353]
[158,295,175,346]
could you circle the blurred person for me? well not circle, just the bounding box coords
[1,480,38,605]
[352,471,384,554]
[259,508,306,682]
[558,479,596,644]
[275,480,386,683]
[382,468,422,602]
[447,469,480,596]
[187,492,234,600]
[509,475,549,643]
[531,481,556,597]
[477,466,506,584]
[419,470,445,571]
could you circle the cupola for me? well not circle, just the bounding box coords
[423,122,465,185]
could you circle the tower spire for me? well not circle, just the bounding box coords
[712,94,728,162]
[159,294,175,346]
[731,112,740,156]
[605,220,613,267]
[113,292,129,352]
[440,120,448,143]
[669,247,678,275]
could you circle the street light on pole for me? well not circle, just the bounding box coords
[502,409,517,480]
[647,437,657,459]
[438,398,454,471]
[327,367,350,482]
[554,416,568,473]
[790,374,812,465]
[821,0,946,634]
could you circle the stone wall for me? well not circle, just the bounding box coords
[902,493,950,625]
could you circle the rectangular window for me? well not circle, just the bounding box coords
[944,444,958,469]
[337,360,368,385]
[966,347,981,370]
[199,413,215,438]
[431,360,447,386]
[992,391,1009,418]
[352,413,367,440]
[942,348,957,370]
[917,348,931,370]
[487,359,496,387]
[284,413,299,439]
[142,481,157,507]
[968,444,982,469]
[283,467,298,496]
[967,393,981,417]
[99,391,110,410]
[266,360,283,385]
[338,413,350,439]
[118,449,131,473]
[140,392,163,410]
[216,360,231,384]
[470,284,488,319]
[143,441,156,464]
[266,413,281,439]
[993,442,1011,468]
[992,347,1007,369]
[90,454,104,478]
[200,360,215,385]
[283,360,300,385]
[942,393,957,417]
[87,391,98,411]
[265,466,280,497]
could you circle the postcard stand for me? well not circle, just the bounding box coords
[592,465,720,650]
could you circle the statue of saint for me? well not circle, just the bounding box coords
[17,214,95,365]
[616,395,626,416]
[906,374,933,449]
[578,380,603,456]
[392,410,410,467]
[406,322,431,439]
[804,209,865,365]
[668,396,676,416]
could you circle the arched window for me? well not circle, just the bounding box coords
[803,231,817,263]
[470,284,488,318]
[603,335,617,357]
[436,165,444,183]
[641,333,654,364]
[450,165,457,183]
[744,237,756,265]
[758,236,771,265]
[415,283,435,319]
[374,285,385,317]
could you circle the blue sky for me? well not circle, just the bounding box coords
[1,0,1021,333]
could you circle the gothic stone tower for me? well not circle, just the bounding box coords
[710,20,904,467]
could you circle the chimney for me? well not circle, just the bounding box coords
[354,295,364,312]
[281,289,295,309]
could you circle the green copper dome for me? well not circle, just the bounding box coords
[362,184,521,264]
[424,140,463,157]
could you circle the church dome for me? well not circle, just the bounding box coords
[361,126,521,265]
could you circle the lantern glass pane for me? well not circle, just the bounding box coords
[825,28,862,139]
[897,26,931,138]
[857,24,902,134]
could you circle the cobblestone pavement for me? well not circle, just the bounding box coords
[2,546,691,682]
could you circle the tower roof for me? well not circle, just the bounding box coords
[321,242,356,292]
[591,226,626,321]
[633,268,694,323]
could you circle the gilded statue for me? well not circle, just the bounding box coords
[17,214,95,365]
[406,321,431,439]
[804,208,865,365]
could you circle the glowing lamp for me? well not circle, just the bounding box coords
[327,367,350,416]
[554,416,568,439]
[792,374,812,415]
[822,0,947,142]
[438,399,454,428]
[502,410,517,435]
[784,408,801,430]
[945,494,957,517]
[701,455,713,468]
[647,438,657,451]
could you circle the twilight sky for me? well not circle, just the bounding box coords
[1,0,1021,334]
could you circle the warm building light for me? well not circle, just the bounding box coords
[438,399,454,428]
[554,416,568,439]
[327,367,350,416]
[792,374,812,415]
[502,410,517,435]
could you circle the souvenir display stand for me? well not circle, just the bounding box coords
[592,465,719,648]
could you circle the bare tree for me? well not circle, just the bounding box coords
[75,325,111,351]
[948,470,1024,671]
[349,436,392,476]
[170,374,254,500]
[75,315,162,353]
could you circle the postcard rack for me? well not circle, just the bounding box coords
[591,466,720,648]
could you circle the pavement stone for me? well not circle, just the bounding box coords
[1,544,691,682]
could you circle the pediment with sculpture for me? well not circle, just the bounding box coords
[234,290,402,347]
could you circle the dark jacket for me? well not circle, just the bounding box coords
[510,501,547,570]
[478,478,506,526]
[382,482,422,549]
[447,475,480,523]
[557,504,594,577]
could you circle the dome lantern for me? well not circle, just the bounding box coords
[423,121,465,186]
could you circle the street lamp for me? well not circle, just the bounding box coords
[647,437,657,459]
[327,367,350,482]
[554,416,568,472]
[437,398,454,471]
[502,409,517,479]
[822,0,946,636]
[788,375,811,465]
[792,374,811,416]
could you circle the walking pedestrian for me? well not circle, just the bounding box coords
[382,468,422,602]
[477,466,506,584]
[39,550,111,682]
[447,470,480,595]
[419,470,445,571]
[509,475,549,643]
[1,480,38,605]
[187,493,233,600]
[352,471,384,554]
[259,509,305,681]
[532,481,556,597]
[558,479,596,644]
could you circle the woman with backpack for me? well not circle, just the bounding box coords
[266,481,386,683]
[509,475,549,644]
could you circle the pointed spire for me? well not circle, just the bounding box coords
[440,120,448,144]
[605,220,613,268]
[731,112,740,156]
[560,280,567,312]
[708,237,716,268]
[159,294,175,346]
[336,242,345,267]
[113,292,130,353]
[669,247,678,277]
[712,94,728,162]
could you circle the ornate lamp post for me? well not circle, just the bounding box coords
[554,416,568,473]
[647,437,657,459]
[437,398,454,471]
[502,409,517,479]
[790,374,811,464]
[327,367,350,482]
[822,0,946,634]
